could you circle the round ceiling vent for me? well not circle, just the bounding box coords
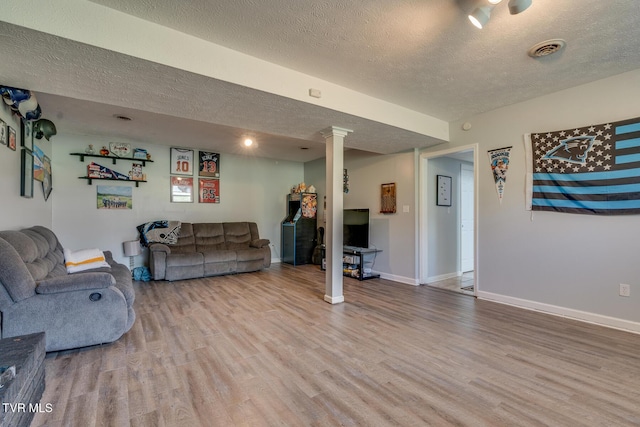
[528,39,566,58]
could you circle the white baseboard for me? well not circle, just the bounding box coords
[378,272,420,286]
[324,294,345,304]
[426,271,461,284]
[478,291,640,335]
[271,258,281,264]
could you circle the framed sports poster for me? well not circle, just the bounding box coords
[198,151,220,177]
[8,126,16,151]
[21,119,33,151]
[380,182,397,214]
[170,176,193,203]
[170,147,194,176]
[198,178,220,203]
[0,118,7,145]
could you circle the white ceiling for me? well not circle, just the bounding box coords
[2,0,640,162]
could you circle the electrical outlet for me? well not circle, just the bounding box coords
[619,283,631,297]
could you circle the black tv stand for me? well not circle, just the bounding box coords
[342,246,382,281]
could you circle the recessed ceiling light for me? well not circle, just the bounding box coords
[244,138,253,147]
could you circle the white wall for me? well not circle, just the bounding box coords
[305,150,419,284]
[425,157,466,281]
[0,103,52,230]
[427,69,640,331]
[52,134,303,267]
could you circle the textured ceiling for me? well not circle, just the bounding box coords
[2,0,640,162]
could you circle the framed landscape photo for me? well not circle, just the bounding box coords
[21,149,34,198]
[0,118,7,146]
[436,175,452,207]
[170,147,194,176]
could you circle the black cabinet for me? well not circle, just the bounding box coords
[281,192,317,265]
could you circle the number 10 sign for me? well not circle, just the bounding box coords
[170,147,194,176]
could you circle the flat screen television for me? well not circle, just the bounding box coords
[343,208,369,248]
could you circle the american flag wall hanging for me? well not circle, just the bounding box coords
[525,117,640,215]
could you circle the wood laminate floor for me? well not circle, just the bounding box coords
[33,264,640,426]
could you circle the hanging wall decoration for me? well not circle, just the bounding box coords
[97,185,132,209]
[170,176,193,203]
[8,126,16,150]
[198,151,220,177]
[42,155,52,201]
[525,116,640,215]
[198,178,220,203]
[381,182,397,213]
[343,169,349,193]
[170,147,194,176]
[488,146,512,204]
[436,175,452,206]
[0,118,6,145]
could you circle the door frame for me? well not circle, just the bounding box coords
[459,162,474,273]
[419,143,479,294]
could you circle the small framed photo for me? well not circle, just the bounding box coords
[8,126,16,151]
[21,119,33,151]
[436,175,452,207]
[170,176,193,203]
[170,147,194,176]
[21,149,34,198]
[198,178,220,203]
[0,118,7,145]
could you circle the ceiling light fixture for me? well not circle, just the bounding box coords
[469,0,532,29]
[468,5,494,29]
[508,0,532,14]
[243,138,253,147]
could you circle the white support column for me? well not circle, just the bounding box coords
[322,126,352,304]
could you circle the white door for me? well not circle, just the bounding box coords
[460,163,474,272]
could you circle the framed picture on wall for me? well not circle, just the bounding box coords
[436,175,452,207]
[21,119,33,151]
[8,126,16,151]
[0,118,6,146]
[198,178,220,203]
[380,182,396,214]
[170,147,194,176]
[198,151,220,177]
[170,176,194,202]
[21,149,34,198]
[42,155,52,201]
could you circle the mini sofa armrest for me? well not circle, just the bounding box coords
[250,239,270,249]
[149,243,171,254]
[36,272,115,294]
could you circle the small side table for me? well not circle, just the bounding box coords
[0,333,46,427]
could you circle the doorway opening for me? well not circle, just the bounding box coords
[419,144,478,296]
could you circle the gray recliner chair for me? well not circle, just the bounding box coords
[0,226,135,352]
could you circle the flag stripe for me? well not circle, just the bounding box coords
[615,137,640,150]
[533,182,640,195]
[532,205,640,215]
[535,175,640,188]
[533,191,640,202]
[616,153,640,164]
[531,198,640,209]
[533,169,639,182]
[616,122,640,135]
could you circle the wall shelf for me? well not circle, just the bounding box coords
[70,153,153,166]
[78,177,147,187]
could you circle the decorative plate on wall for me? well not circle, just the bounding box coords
[109,142,132,158]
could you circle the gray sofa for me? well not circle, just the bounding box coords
[149,222,271,281]
[0,226,135,352]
